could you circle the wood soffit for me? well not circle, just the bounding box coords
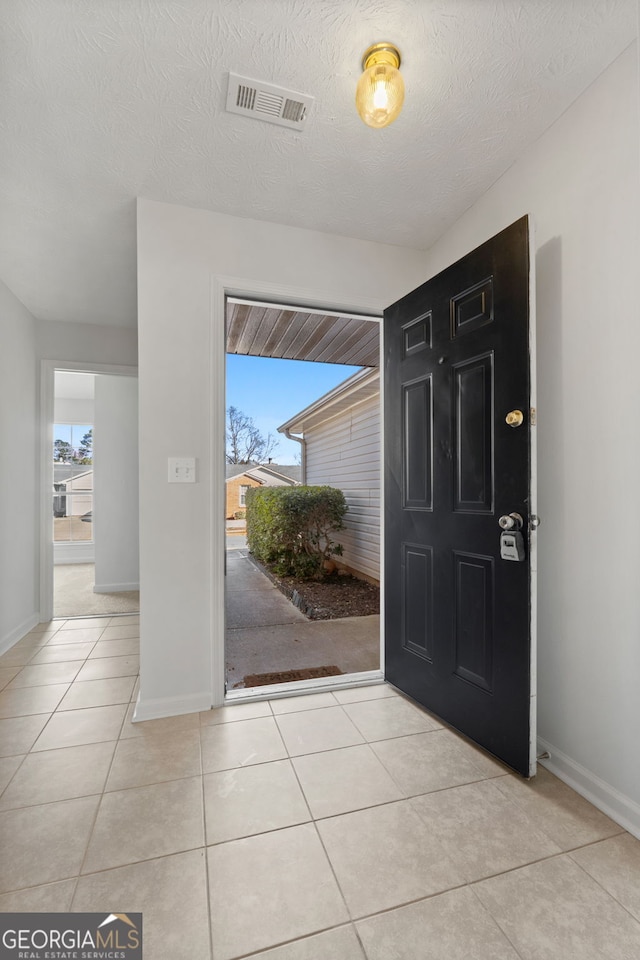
[226,301,379,367]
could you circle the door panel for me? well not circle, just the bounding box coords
[403,376,433,509]
[453,551,494,692]
[402,543,434,661]
[453,353,493,512]
[384,216,534,776]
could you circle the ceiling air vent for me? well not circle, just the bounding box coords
[226,73,313,130]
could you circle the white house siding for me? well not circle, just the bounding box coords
[65,473,93,517]
[304,394,380,582]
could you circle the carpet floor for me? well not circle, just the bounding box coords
[54,563,140,618]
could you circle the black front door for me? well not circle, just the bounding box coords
[384,216,534,776]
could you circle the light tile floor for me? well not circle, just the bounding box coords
[1,617,640,959]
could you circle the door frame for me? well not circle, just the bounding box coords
[527,217,538,776]
[209,255,536,734]
[210,275,386,706]
[39,359,138,622]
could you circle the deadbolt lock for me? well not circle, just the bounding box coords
[498,513,524,531]
[498,514,526,561]
[505,409,524,428]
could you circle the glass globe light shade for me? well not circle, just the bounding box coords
[355,44,405,129]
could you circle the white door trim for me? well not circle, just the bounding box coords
[210,274,385,707]
[39,359,138,622]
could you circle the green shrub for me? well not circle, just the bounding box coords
[246,485,347,580]
[234,510,246,520]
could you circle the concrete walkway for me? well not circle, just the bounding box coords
[225,535,380,689]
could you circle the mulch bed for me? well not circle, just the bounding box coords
[249,556,380,620]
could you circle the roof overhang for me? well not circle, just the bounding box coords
[278,366,380,435]
[227,298,380,367]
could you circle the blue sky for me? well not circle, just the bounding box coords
[53,424,92,450]
[226,355,361,462]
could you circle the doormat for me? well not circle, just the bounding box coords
[243,665,343,687]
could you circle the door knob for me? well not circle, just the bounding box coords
[498,513,523,530]
[505,409,524,428]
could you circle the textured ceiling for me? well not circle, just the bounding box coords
[0,0,636,328]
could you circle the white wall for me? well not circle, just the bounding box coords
[417,44,640,834]
[136,199,427,718]
[0,279,39,651]
[0,296,138,643]
[305,393,381,583]
[54,397,94,424]
[93,375,139,592]
[37,319,137,367]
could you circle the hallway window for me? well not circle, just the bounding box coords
[53,424,94,542]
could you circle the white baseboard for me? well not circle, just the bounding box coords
[54,542,95,564]
[93,581,139,594]
[0,613,40,656]
[537,736,640,840]
[132,690,211,722]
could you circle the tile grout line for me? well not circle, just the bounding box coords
[310,815,360,931]
[499,784,628,860]
[465,883,529,960]
[68,844,208,886]
[73,724,127,891]
[3,659,88,691]
[57,629,139,901]
[0,760,514,819]
[313,837,640,936]
[4,681,72,754]
[284,755,316,826]
[566,843,640,926]
[0,751,30,804]
[198,711,215,960]
[466,847,587,889]
[221,920,365,960]
[275,705,367,927]
[466,849,640,955]
[265,720,360,940]
[0,643,76,799]
[350,880,473,925]
[563,828,630,853]
[352,923,372,960]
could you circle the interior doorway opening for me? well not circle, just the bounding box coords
[52,369,140,619]
[41,363,139,623]
[224,298,383,696]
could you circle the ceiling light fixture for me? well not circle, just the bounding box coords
[355,42,404,129]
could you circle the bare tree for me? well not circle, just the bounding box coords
[226,406,279,464]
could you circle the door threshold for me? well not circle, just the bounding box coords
[224,669,385,705]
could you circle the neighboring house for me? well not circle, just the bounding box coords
[225,463,301,519]
[52,464,95,564]
[53,464,93,519]
[279,368,380,583]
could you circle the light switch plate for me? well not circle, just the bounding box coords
[168,457,197,483]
